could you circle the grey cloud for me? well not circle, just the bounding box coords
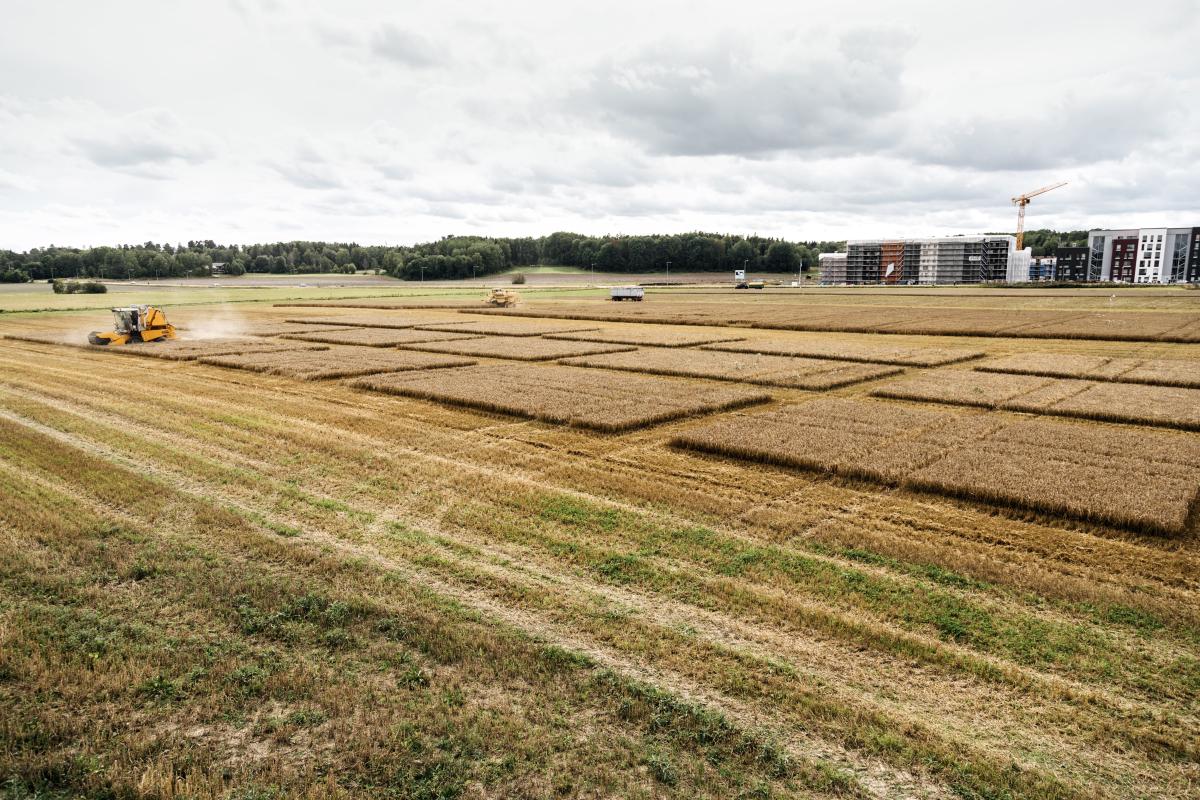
[573,30,912,157]
[71,109,214,175]
[267,142,345,189]
[370,24,444,68]
[905,86,1182,171]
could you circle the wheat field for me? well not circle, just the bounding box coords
[2,292,1200,800]
[874,370,1200,431]
[200,344,476,379]
[978,352,1200,388]
[560,346,902,389]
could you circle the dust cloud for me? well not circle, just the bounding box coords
[181,305,250,339]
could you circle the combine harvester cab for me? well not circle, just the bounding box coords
[486,288,519,307]
[88,305,178,345]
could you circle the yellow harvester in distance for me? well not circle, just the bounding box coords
[88,305,178,345]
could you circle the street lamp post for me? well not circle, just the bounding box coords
[590,262,595,283]
[666,260,671,285]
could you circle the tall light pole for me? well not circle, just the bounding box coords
[590,262,595,283]
[666,260,671,285]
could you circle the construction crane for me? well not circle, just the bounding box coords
[1012,181,1067,251]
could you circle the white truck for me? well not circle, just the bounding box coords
[610,286,644,301]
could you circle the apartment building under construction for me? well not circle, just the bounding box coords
[839,236,1016,285]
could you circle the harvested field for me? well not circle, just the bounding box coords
[476,302,1200,342]
[284,314,466,329]
[702,337,985,366]
[199,345,474,379]
[280,327,483,347]
[873,370,1200,431]
[6,285,1200,800]
[672,397,1200,534]
[416,318,603,337]
[545,327,745,348]
[978,352,1200,388]
[398,336,635,362]
[561,347,901,389]
[349,363,769,431]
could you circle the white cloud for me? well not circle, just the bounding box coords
[0,0,1196,250]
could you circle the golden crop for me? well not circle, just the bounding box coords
[200,345,474,379]
[349,363,769,431]
[561,346,901,389]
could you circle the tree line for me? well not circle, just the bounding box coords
[0,233,844,283]
[0,229,1089,283]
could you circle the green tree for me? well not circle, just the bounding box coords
[763,241,801,273]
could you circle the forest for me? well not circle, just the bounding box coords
[0,233,839,283]
[0,229,1087,283]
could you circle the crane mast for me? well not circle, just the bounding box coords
[1012,181,1067,251]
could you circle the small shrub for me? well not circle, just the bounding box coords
[51,280,107,294]
[510,273,526,284]
[397,664,430,688]
[645,753,678,786]
[136,673,180,702]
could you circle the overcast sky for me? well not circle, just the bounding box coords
[1,0,1197,250]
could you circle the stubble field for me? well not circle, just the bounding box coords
[2,285,1200,800]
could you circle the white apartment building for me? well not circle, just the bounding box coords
[1086,227,1200,283]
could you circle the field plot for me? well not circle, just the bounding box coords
[561,347,901,389]
[673,397,1200,533]
[978,352,1200,388]
[477,302,1200,341]
[4,334,327,361]
[280,327,483,347]
[874,370,1200,431]
[703,336,984,366]
[349,363,769,431]
[398,336,635,362]
[415,318,603,337]
[545,326,745,347]
[285,313,465,329]
[199,345,474,379]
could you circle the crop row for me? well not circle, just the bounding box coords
[560,346,901,389]
[198,345,474,380]
[977,353,1200,388]
[672,397,1200,534]
[281,327,483,347]
[398,336,634,362]
[348,363,770,432]
[873,371,1200,431]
